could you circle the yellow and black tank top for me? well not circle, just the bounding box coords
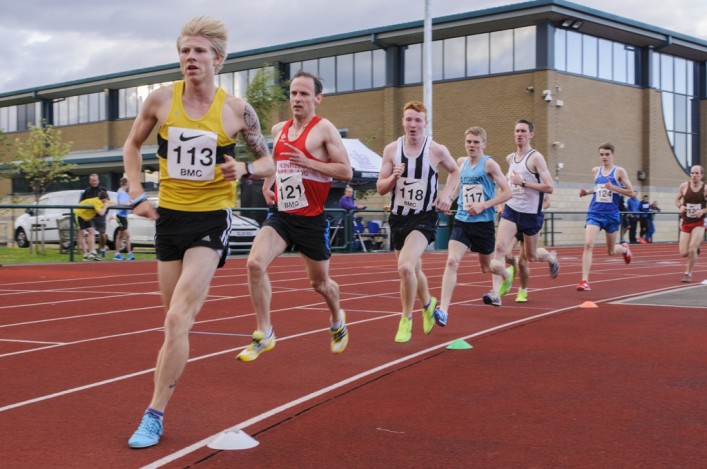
[156,80,237,211]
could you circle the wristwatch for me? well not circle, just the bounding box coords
[521,179,526,187]
[242,162,254,179]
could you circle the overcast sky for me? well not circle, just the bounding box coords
[1,0,705,94]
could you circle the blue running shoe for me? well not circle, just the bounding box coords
[128,412,163,449]
[433,307,447,327]
[127,252,135,260]
[113,253,125,261]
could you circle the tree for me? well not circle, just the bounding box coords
[10,122,76,252]
[245,65,288,139]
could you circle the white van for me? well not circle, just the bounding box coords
[14,190,117,248]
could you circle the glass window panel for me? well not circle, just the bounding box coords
[336,54,354,92]
[490,29,513,74]
[554,29,566,71]
[660,54,673,92]
[354,51,372,90]
[626,47,636,85]
[467,33,489,76]
[612,43,626,83]
[7,106,14,130]
[247,68,258,86]
[289,62,302,79]
[566,31,582,74]
[78,94,89,123]
[372,49,386,87]
[686,60,694,95]
[667,130,674,146]
[98,92,106,121]
[662,92,674,131]
[234,71,248,97]
[674,57,686,94]
[443,36,465,79]
[136,85,150,115]
[118,88,126,119]
[404,43,422,84]
[598,39,612,80]
[514,26,536,71]
[319,56,336,93]
[688,97,697,133]
[54,100,64,125]
[67,96,79,124]
[219,72,234,95]
[302,59,318,75]
[431,40,443,81]
[8,106,17,132]
[88,93,99,122]
[582,35,598,77]
[686,134,693,166]
[651,51,660,89]
[674,94,687,131]
[0,107,7,132]
[674,132,687,169]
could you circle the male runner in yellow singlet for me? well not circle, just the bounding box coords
[123,16,273,449]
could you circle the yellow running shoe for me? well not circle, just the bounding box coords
[330,310,349,354]
[515,289,528,303]
[395,316,412,343]
[499,266,514,296]
[236,330,275,362]
[422,297,437,334]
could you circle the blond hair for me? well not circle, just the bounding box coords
[177,16,228,73]
[464,126,487,142]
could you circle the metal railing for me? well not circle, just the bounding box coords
[0,204,699,262]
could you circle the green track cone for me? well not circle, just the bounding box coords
[447,339,473,350]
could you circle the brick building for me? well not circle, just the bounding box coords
[1,0,705,244]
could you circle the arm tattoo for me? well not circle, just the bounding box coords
[243,103,269,158]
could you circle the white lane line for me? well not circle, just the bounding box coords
[142,303,582,469]
[0,314,398,413]
[0,338,65,345]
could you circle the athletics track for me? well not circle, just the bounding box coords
[0,243,705,468]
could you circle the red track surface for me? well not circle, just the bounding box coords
[1,244,705,468]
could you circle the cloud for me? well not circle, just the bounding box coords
[0,0,704,94]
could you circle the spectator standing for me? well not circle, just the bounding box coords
[626,191,641,244]
[638,194,651,242]
[338,186,366,211]
[79,173,108,257]
[75,191,113,261]
[113,177,135,260]
[645,200,661,243]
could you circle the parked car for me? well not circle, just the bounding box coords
[106,197,261,252]
[14,190,117,248]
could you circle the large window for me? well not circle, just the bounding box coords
[404,26,536,84]
[0,102,42,132]
[555,29,637,85]
[53,91,105,126]
[290,50,386,93]
[652,51,699,172]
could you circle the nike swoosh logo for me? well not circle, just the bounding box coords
[403,181,417,186]
[179,133,201,142]
[280,175,294,182]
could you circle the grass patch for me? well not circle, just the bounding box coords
[0,244,155,265]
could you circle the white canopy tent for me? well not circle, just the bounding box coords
[341,138,382,183]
